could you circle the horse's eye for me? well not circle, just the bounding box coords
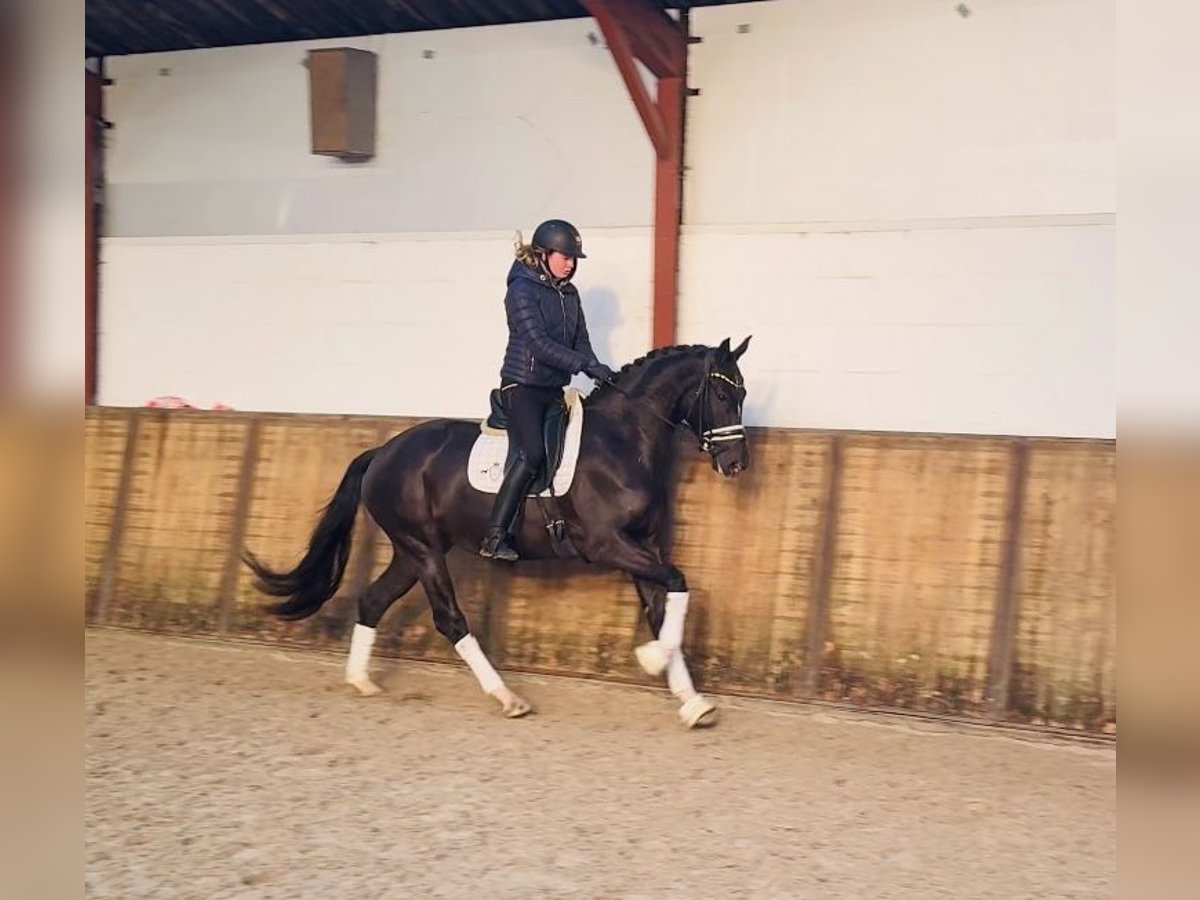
[717,391,727,402]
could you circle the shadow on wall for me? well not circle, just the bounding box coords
[569,286,623,395]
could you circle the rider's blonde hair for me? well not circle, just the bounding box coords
[513,230,543,268]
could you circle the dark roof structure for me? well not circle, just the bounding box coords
[86,0,755,57]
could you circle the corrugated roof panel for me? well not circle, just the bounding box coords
[86,0,754,57]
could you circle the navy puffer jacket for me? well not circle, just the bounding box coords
[499,259,600,388]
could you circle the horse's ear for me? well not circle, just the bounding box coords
[732,335,752,360]
[718,337,731,357]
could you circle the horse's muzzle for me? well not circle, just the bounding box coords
[713,451,750,478]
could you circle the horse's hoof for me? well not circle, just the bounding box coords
[347,677,382,697]
[635,640,669,677]
[492,687,533,718]
[679,694,718,729]
[503,697,533,718]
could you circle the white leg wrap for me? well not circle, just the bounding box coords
[659,591,689,655]
[635,640,670,676]
[346,624,376,683]
[667,650,698,702]
[455,634,505,695]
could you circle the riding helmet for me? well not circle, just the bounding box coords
[531,219,587,259]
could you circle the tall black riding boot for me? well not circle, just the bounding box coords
[479,460,537,561]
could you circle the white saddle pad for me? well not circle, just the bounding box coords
[467,388,585,497]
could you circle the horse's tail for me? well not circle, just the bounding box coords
[243,447,379,621]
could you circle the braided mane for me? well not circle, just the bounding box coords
[585,344,710,402]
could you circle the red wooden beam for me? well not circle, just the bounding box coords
[584,0,688,348]
[651,76,684,349]
[585,0,668,158]
[585,0,685,79]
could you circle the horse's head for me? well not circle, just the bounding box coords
[693,337,751,478]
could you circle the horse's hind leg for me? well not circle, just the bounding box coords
[345,550,418,696]
[411,544,532,719]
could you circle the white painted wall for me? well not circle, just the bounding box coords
[680,220,1112,435]
[103,22,653,235]
[99,19,656,415]
[99,1,1114,437]
[686,0,1113,224]
[99,230,650,417]
[680,0,1114,437]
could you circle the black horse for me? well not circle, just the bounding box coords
[245,338,751,728]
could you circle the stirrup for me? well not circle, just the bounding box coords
[479,531,519,562]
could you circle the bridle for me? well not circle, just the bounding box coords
[685,359,747,456]
[600,354,747,459]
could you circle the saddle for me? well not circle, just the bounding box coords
[484,387,570,497]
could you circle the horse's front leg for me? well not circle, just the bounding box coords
[602,541,688,673]
[632,576,715,727]
[603,538,717,728]
[630,575,672,675]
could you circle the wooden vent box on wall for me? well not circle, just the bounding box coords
[307,48,377,159]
